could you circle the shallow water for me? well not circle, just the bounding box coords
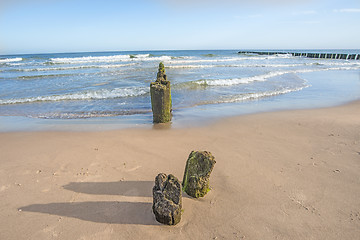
[0,50,359,131]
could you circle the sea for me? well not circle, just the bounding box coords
[1,49,360,131]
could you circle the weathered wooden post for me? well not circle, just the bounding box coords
[150,62,172,123]
[152,173,182,225]
[182,151,216,198]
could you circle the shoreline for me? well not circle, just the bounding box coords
[1,100,359,239]
[1,97,359,133]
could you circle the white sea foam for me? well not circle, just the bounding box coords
[219,86,309,103]
[167,63,304,69]
[316,61,360,67]
[98,63,138,68]
[50,54,172,64]
[196,71,294,86]
[51,55,133,64]
[167,64,218,69]
[167,58,242,64]
[143,56,172,61]
[36,109,151,119]
[0,57,23,63]
[166,55,292,64]
[0,87,148,105]
[327,66,360,71]
[8,63,25,66]
[133,54,150,58]
[192,66,360,87]
[199,85,309,105]
[18,63,137,72]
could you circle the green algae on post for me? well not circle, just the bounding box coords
[182,151,216,198]
[150,62,172,123]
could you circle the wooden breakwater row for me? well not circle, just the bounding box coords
[238,51,360,60]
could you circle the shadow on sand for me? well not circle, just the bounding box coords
[20,180,160,225]
[63,181,154,197]
[21,201,158,225]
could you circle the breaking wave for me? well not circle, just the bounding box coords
[191,66,360,87]
[50,54,172,64]
[9,63,138,72]
[167,55,293,64]
[219,86,309,103]
[167,63,306,69]
[192,71,295,86]
[201,85,309,105]
[17,73,73,79]
[0,57,23,63]
[0,87,148,105]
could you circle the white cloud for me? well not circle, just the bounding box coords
[334,8,360,13]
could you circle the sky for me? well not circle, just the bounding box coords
[0,0,359,54]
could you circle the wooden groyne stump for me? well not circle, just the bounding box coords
[182,151,216,198]
[150,62,172,123]
[152,173,182,225]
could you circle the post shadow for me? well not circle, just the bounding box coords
[63,180,193,199]
[21,201,159,225]
[63,181,153,197]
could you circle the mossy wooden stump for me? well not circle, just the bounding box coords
[182,151,216,198]
[152,173,182,225]
[150,62,172,123]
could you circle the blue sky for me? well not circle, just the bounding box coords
[0,0,359,54]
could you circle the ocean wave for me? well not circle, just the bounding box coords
[167,63,304,69]
[193,71,294,86]
[189,66,360,87]
[17,73,73,79]
[8,63,25,66]
[327,66,360,71]
[0,87,148,105]
[9,63,137,72]
[167,58,242,64]
[51,54,135,64]
[221,86,308,103]
[167,64,218,69]
[166,55,292,64]
[313,61,360,67]
[170,56,194,60]
[130,54,150,58]
[50,54,172,64]
[202,85,309,105]
[0,57,23,63]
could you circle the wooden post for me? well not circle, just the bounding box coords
[182,151,216,198]
[150,62,172,123]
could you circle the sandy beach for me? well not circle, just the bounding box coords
[0,101,359,240]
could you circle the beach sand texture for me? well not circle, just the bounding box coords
[0,101,359,239]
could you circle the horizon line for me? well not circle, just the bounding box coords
[1,48,360,56]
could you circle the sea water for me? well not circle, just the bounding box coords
[0,50,359,131]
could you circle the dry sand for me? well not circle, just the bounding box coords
[0,101,360,240]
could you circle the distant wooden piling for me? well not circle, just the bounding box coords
[150,62,172,123]
[238,51,360,60]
